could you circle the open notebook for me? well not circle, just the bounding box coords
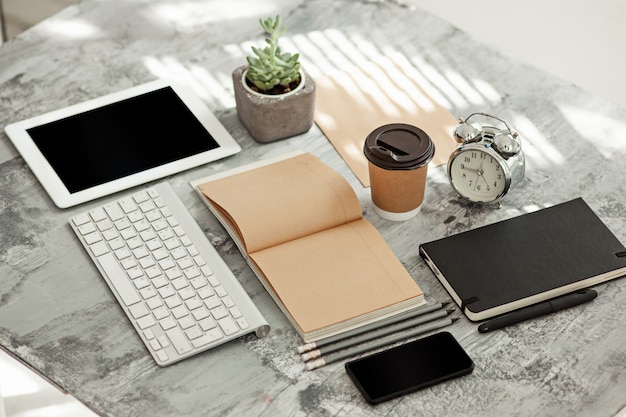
[191,151,425,342]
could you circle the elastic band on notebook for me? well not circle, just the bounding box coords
[461,296,479,312]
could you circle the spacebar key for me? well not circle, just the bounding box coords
[97,252,141,306]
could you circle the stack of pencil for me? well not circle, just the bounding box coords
[298,302,458,370]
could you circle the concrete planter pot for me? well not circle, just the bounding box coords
[232,65,316,143]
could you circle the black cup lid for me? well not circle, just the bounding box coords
[363,123,435,170]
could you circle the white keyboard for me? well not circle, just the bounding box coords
[70,183,270,366]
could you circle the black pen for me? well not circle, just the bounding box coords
[478,289,598,333]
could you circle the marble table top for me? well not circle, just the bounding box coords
[1,1,625,416]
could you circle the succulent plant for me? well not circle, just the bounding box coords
[245,15,301,93]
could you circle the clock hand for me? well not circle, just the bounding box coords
[461,166,479,174]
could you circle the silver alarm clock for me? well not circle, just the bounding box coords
[447,113,525,204]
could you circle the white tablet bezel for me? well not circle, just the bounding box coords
[4,79,241,208]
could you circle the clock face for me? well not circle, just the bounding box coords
[448,148,508,203]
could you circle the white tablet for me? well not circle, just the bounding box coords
[5,79,241,208]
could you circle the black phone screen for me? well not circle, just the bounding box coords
[345,332,474,404]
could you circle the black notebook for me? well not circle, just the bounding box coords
[419,198,626,321]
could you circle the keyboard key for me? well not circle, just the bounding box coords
[184,266,200,280]
[84,232,102,245]
[120,228,136,240]
[158,285,176,299]
[139,257,155,269]
[134,220,150,233]
[179,287,195,300]
[164,295,182,309]
[192,307,210,321]
[159,258,176,271]
[166,327,192,355]
[164,238,180,250]
[171,277,188,290]
[109,238,125,251]
[114,247,131,260]
[185,298,202,311]
[145,266,161,279]
[190,277,207,289]
[78,223,97,235]
[199,317,217,331]
[178,316,195,330]
[89,207,107,222]
[191,328,223,348]
[129,303,150,319]
[127,237,143,250]
[157,335,170,348]
[133,277,150,290]
[120,258,137,270]
[153,248,169,261]
[119,198,137,213]
[156,350,169,362]
[171,305,188,319]
[211,306,228,320]
[133,191,149,204]
[160,317,177,331]
[72,213,91,226]
[152,219,168,231]
[139,200,156,212]
[96,219,113,232]
[230,307,242,319]
[166,268,182,280]
[185,326,203,340]
[146,297,163,310]
[218,317,239,335]
[128,211,143,223]
[223,296,235,308]
[149,339,162,351]
[145,210,161,222]
[102,229,118,241]
[104,203,125,221]
[187,245,199,257]
[236,317,250,330]
[215,286,228,298]
[153,306,170,320]
[115,218,131,231]
[197,286,214,299]
[137,315,156,330]
[146,239,162,251]
[204,296,221,310]
[98,253,141,306]
[152,276,169,289]
[140,230,157,242]
[139,286,157,300]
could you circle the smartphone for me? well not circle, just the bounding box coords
[345,332,474,404]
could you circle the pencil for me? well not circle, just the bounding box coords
[296,301,449,354]
[304,317,459,371]
[300,308,454,361]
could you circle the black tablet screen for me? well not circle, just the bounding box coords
[26,87,219,193]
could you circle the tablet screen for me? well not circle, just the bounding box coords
[26,87,219,194]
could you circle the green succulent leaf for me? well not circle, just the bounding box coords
[245,15,301,93]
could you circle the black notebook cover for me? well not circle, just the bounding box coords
[419,198,626,321]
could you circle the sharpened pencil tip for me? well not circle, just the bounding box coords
[441,301,451,307]
[451,317,460,323]
[445,309,455,314]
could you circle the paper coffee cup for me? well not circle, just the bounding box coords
[363,123,435,221]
